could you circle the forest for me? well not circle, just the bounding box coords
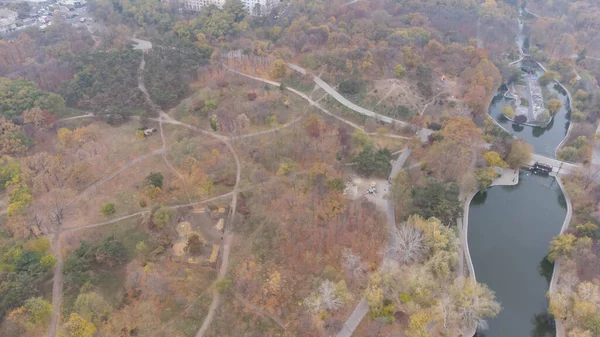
[0,0,599,336]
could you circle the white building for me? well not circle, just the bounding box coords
[0,8,17,34]
[183,0,225,12]
[244,0,279,16]
[183,0,277,16]
[58,0,87,7]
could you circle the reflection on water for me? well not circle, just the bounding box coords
[468,173,567,337]
[489,77,570,158]
[531,312,556,337]
[538,256,554,286]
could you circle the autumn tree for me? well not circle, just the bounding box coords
[63,313,96,337]
[304,114,324,138]
[547,98,562,116]
[474,167,499,190]
[450,277,501,331]
[440,117,482,147]
[506,140,532,169]
[394,64,406,78]
[73,292,110,322]
[424,40,445,61]
[484,151,508,168]
[406,311,430,337]
[0,118,29,155]
[22,107,55,131]
[270,59,287,79]
[548,234,577,262]
[7,297,52,336]
[539,71,559,86]
[502,106,515,119]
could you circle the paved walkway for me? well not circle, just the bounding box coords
[286,63,410,127]
[336,149,411,337]
[491,168,519,187]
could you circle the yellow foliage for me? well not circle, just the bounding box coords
[63,313,96,337]
[483,151,508,168]
[406,311,431,337]
[57,128,74,148]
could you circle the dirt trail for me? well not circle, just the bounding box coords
[136,53,242,337]
[233,292,287,331]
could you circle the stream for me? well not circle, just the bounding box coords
[468,10,570,337]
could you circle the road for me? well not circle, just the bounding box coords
[336,149,411,337]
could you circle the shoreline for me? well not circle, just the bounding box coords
[462,169,572,337]
[460,168,519,336]
[547,175,573,337]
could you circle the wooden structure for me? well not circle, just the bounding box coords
[207,244,220,268]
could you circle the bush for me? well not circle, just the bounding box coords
[515,115,528,123]
[100,202,116,217]
[215,279,232,294]
[557,147,578,162]
[152,207,173,229]
[186,233,204,254]
[338,79,363,95]
[145,172,163,189]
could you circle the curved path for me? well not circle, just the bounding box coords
[286,63,410,127]
[336,149,411,337]
[224,65,411,140]
[135,50,242,337]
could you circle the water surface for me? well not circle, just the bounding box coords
[469,172,567,337]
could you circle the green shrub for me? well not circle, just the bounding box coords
[101,202,116,217]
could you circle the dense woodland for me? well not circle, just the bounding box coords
[0,0,599,336]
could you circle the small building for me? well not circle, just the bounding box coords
[0,9,18,34]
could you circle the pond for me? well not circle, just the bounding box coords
[468,172,567,337]
[488,82,571,159]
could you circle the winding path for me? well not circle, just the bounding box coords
[224,65,411,140]
[286,63,410,127]
[336,149,412,337]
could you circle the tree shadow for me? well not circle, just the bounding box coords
[530,312,556,337]
[471,191,488,205]
[538,255,554,286]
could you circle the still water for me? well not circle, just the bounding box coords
[468,172,567,337]
[488,82,571,158]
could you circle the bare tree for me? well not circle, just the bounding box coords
[388,224,427,264]
[41,188,77,226]
[577,164,600,191]
[304,280,345,314]
[320,280,344,312]
[342,248,365,278]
